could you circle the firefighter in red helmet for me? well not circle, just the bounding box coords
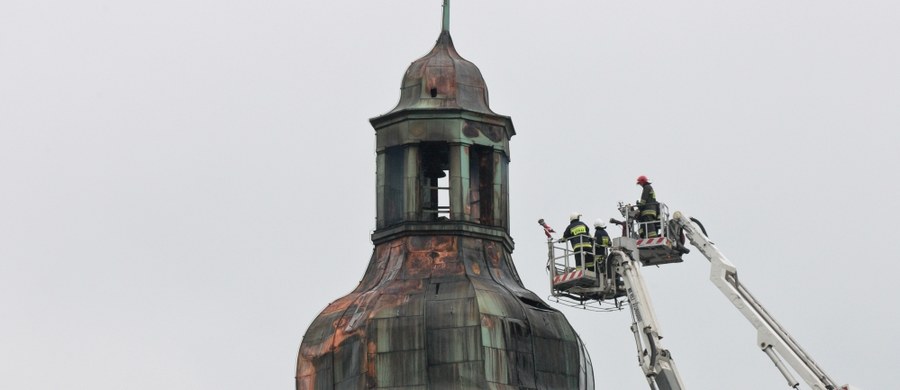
[636,175,660,238]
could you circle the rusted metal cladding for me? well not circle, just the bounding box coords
[298,26,593,389]
[370,30,516,236]
[297,236,594,389]
[389,31,494,116]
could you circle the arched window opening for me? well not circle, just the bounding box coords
[421,142,450,221]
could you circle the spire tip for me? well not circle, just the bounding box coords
[441,0,450,32]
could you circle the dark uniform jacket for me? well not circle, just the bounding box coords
[638,183,659,217]
[563,220,593,251]
[594,228,611,255]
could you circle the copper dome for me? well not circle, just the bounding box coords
[388,31,497,115]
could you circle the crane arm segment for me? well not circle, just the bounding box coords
[612,247,686,390]
[671,211,840,390]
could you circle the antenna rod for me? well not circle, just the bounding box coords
[442,0,450,32]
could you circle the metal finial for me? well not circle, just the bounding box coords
[442,0,450,32]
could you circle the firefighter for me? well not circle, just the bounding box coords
[593,219,611,274]
[595,218,624,292]
[561,212,593,269]
[636,175,660,238]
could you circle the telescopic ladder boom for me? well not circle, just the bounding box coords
[611,245,686,390]
[543,206,688,390]
[671,211,851,390]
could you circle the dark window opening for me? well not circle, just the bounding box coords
[469,146,494,225]
[420,142,450,221]
[517,295,554,311]
[384,146,405,225]
[430,87,438,98]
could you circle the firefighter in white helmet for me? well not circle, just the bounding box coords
[562,212,593,269]
[593,219,611,273]
[594,218,624,290]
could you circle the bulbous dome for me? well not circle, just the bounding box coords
[388,31,497,115]
[296,236,595,389]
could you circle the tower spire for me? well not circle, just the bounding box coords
[442,0,450,32]
[296,5,594,388]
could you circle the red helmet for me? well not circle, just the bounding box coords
[636,175,649,185]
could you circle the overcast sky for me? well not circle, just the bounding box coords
[2,1,898,389]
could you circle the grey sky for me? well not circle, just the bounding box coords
[1,1,897,389]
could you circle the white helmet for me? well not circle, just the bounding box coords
[569,212,582,221]
[594,219,607,229]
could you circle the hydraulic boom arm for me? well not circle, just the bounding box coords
[671,211,851,390]
[612,245,686,390]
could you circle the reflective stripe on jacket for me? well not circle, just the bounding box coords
[563,221,593,250]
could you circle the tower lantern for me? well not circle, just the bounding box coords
[369,23,515,250]
[296,4,592,389]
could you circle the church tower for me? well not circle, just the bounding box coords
[296,3,594,388]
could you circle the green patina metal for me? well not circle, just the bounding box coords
[296,3,594,389]
[442,0,450,32]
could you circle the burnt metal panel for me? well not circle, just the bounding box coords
[526,311,564,341]
[372,316,424,353]
[460,234,490,279]
[425,297,479,329]
[577,335,595,390]
[371,293,424,319]
[483,347,511,384]
[487,383,525,390]
[400,251,436,279]
[480,314,537,387]
[354,244,399,293]
[426,326,481,364]
[480,240,520,288]
[297,235,593,390]
[427,361,488,389]
[375,349,426,387]
[334,375,365,390]
[332,336,365,383]
[406,235,456,253]
[525,309,577,342]
[427,280,474,301]
[430,255,466,278]
[479,314,506,350]
[302,316,338,346]
[378,278,426,295]
[535,370,578,390]
[511,348,537,389]
[380,387,426,390]
[474,288,514,317]
[533,337,579,374]
[296,353,333,389]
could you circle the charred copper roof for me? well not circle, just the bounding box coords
[297,3,591,388]
[296,235,595,389]
[386,30,498,116]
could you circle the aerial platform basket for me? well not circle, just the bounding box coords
[615,201,688,266]
[545,238,623,304]
[636,236,685,266]
[552,268,598,290]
